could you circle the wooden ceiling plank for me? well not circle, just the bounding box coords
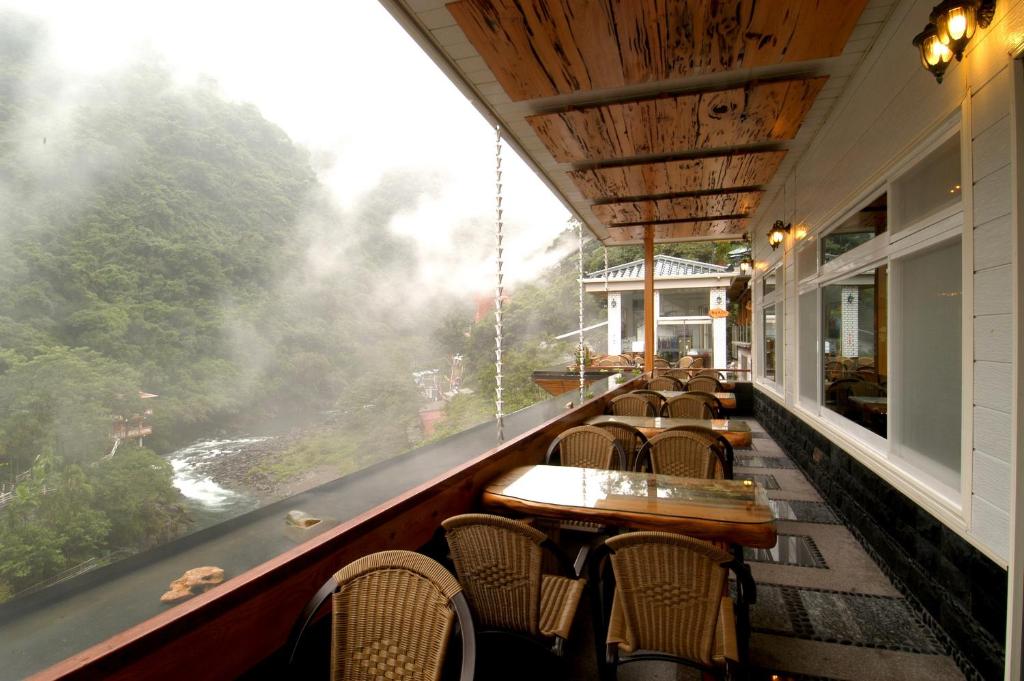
[527,77,826,163]
[604,218,748,244]
[592,191,763,225]
[447,0,866,102]
[570,151,786,200]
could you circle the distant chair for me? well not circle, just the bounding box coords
[663,368,691,382]
[677,356,695,369]
[856,356,875,368]
[287,550,476,681]
[592,422,648,471]
[694,369,726,381]
[850,381,886,397]
[686,375,723,393]
[609,394,656,417]
[825,361,846,381]
[653,356,671,369]
[662,394,714,419]
[597,532,742,679]
[442,514,585,657]
[635,430,726,479]
[682,391,725,418]
[594,354,632,367]
[545,425,625,470]
[689,357,705,370]
[629,389,666,415]
[646,376,684,391]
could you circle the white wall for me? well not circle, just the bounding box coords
[749,0,1024,565]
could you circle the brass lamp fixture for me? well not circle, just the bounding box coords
[767,220,790,251]
[915,0,995,82]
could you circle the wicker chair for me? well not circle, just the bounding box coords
[662,425,734,479]
[592,422,648,471]
[652,356,671,369]
[629,389,666,415]
[661,394,714,419]
[442,513,586,656]
[694,369,726,381]
[646,376,684,391]
[677,356,695,369]
[663,368,691,382]
[690,357,705,370]
[609,394,656,417]
[686,375,724,393]
[635,430,726,479]
[597,532,742,679]
[682,390,725,418]
[545,425,626,470]
[287,550,476,681]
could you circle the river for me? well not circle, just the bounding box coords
[167,437,265,528]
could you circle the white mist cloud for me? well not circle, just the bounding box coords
[2,0,570,292]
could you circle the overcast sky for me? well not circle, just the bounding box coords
[5,0,571,293]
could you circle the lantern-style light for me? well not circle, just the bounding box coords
[767,220,790,251]
[913,23,953,82]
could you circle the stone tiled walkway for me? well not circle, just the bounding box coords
[736,419,965,681]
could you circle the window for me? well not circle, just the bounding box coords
[892,133,961,232]
[822,265,888,438]
[821,193,887,264]
[798,291,818,404]
[762,271,777,295]
[797,240,817,281]
[892,239,962,493]
[659,290,708,317]
[763,304,779,382]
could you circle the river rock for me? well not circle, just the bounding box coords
[286,510,322,528]
[160,566,225,603]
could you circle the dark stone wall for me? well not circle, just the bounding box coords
[754,389,1007,681]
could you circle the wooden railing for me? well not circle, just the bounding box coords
[31,377,641,681]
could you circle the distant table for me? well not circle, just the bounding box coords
[586,414,752,447]
[850,395,887,415]
[656,391,737,410]
[482,465,777,548]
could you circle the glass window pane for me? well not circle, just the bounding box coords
[893,134,961,232]
[821,194,887,264]
[763,304,778,381]
[894,239,961,490]
[763,271,777,296]
[821,265,888,438]
[797,240,817,281]
[657,322,712,364]
[659,290,708,317]
[799,291,818,403]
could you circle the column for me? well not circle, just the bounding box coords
[607,292,622,355]
[643,226,654,372]
[711,287,727,370]
[841,285,860,358]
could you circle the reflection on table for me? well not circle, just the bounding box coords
[482,464,776,548]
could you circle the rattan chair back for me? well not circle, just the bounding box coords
[646,376,683,391]
[850,380,886,397]
[609,394,656,417]
[637,430,724,479]
[663,368,691,381]
[287,550,475,681]
[677,356,694,369]
[662,425,734,479]
[661,394,713,419]
[686,375,723,393]
[690,357,705,369]
[442,513,545,636]
[694,369,725,380]
[545,425,625,470]
[681,390,724,418]
[604,532,732,667]
[652,356,671,369]
[629,389,666,414]
[592,422,648,471]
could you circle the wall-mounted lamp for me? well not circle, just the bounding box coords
[610,298,617,308]
[739,259,753,275]
[914,0,995,82]
[767,220,791,251]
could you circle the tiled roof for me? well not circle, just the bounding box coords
[585,255,730,281]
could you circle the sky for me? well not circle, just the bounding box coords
[2,0,572,294]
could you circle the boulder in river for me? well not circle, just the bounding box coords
[286,510,322,528]
[160,566,225,603]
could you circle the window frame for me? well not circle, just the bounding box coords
[756,262,785,394]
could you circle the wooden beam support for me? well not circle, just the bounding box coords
[643,225,655,373]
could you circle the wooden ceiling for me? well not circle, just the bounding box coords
[444,0,869,245]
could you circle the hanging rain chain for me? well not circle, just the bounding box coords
[603,246,609,293]
[494,125,505,442]
[576,217,585,399]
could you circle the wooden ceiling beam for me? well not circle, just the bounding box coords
[447,0,867,102]
[527,77,827,163]
[570,150,786,200]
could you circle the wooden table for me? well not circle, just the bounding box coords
[656,391,737,410]
[586,414,752,448]
[482,465,777,548]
